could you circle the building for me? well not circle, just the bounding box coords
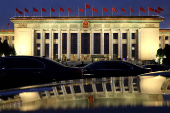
[0,16,168,61]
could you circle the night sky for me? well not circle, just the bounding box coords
[0,0,169,29]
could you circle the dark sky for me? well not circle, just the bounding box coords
[0,0,170,29]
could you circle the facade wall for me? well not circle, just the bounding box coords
[4,16,164,61]
[0,30,14,47]
[159,29,170,49]
[140,28,159,60]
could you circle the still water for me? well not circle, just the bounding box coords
[0,96,170,113]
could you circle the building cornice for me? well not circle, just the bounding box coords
[10,16,164,24]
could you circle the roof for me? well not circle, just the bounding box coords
[10,16,164,21]
[0,29,14,32]
[159,29,170,32]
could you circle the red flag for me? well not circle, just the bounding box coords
[130,7,134,12]
[24,8,29,13]
[79,7,83,12]
[7,22,10,28]
[68,8,72,12]
[92,7,97,12]
[51,7,55,12]
[86,3,91,9]
[16,8,23,14]
[121,7,126,12]
[18,10,23,14]
[155,9,161,13]
[42,8,46,12]
[158,7,164,11]
[60,7,64,12]
[148,7,154,12]
[140,7,145,12]
[33,7,38,12]
[112,7,117,12]
[103,7,108,12]
[16,8,19,12]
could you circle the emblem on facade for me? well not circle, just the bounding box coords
[82,21,89,28]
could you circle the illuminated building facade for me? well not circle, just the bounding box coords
[0,16,168,61]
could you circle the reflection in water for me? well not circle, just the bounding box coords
[0,97,170,112]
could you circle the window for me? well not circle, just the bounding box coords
[54,44,58,59]
[113,44,118,55]
[62,33,67,54]
[113,33,118,39]
[132,44,135,58]
[94,33,100,54]
[165,36,169,40]
[12,44,14,48]
[71,33,77,54]
[45,44,49,57]
[159,44,161,48]
[5,36,8,40]
[81,33,90,54]
[104,33,109,54]
[122,33,127,39]
[37,44,40,56]
[54,33,58,39]
[37,33,40,39]
[12,36,14,40]
[45,33,49,39]
[5,58,44,69]
[54,44,58,55]
[132,33,136,39]
[122,44,127,60]
[159,36,161,40]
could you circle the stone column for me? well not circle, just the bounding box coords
[8,36,11,46]
[40,29,44,57]
[90,29,94,55]
[138,29,141,60]
[51,31,54,60]
[101,29,104,55]
[1,36,3,42]
[161,35,165,49]
[32,29,34,56]
[110,29,113,60]
[77,29,80,61]
[67,29,71,61]
[49,29,52,60]
[58,29,61,60]
[128,29,132,60]
[119,29,122,59]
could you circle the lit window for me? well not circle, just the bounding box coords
[132,33,135,39]
[165,36,168,40]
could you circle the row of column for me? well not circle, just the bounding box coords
[32,29,141,60]
[0,36,13,46]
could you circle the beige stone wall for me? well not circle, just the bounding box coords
[140,28,159,60]
[14,28,32,55]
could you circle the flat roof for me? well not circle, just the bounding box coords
[159,29,170,32]
[0,29,14,32]
[10,16,164,21]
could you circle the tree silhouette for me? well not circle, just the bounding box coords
[0,39,16,56]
